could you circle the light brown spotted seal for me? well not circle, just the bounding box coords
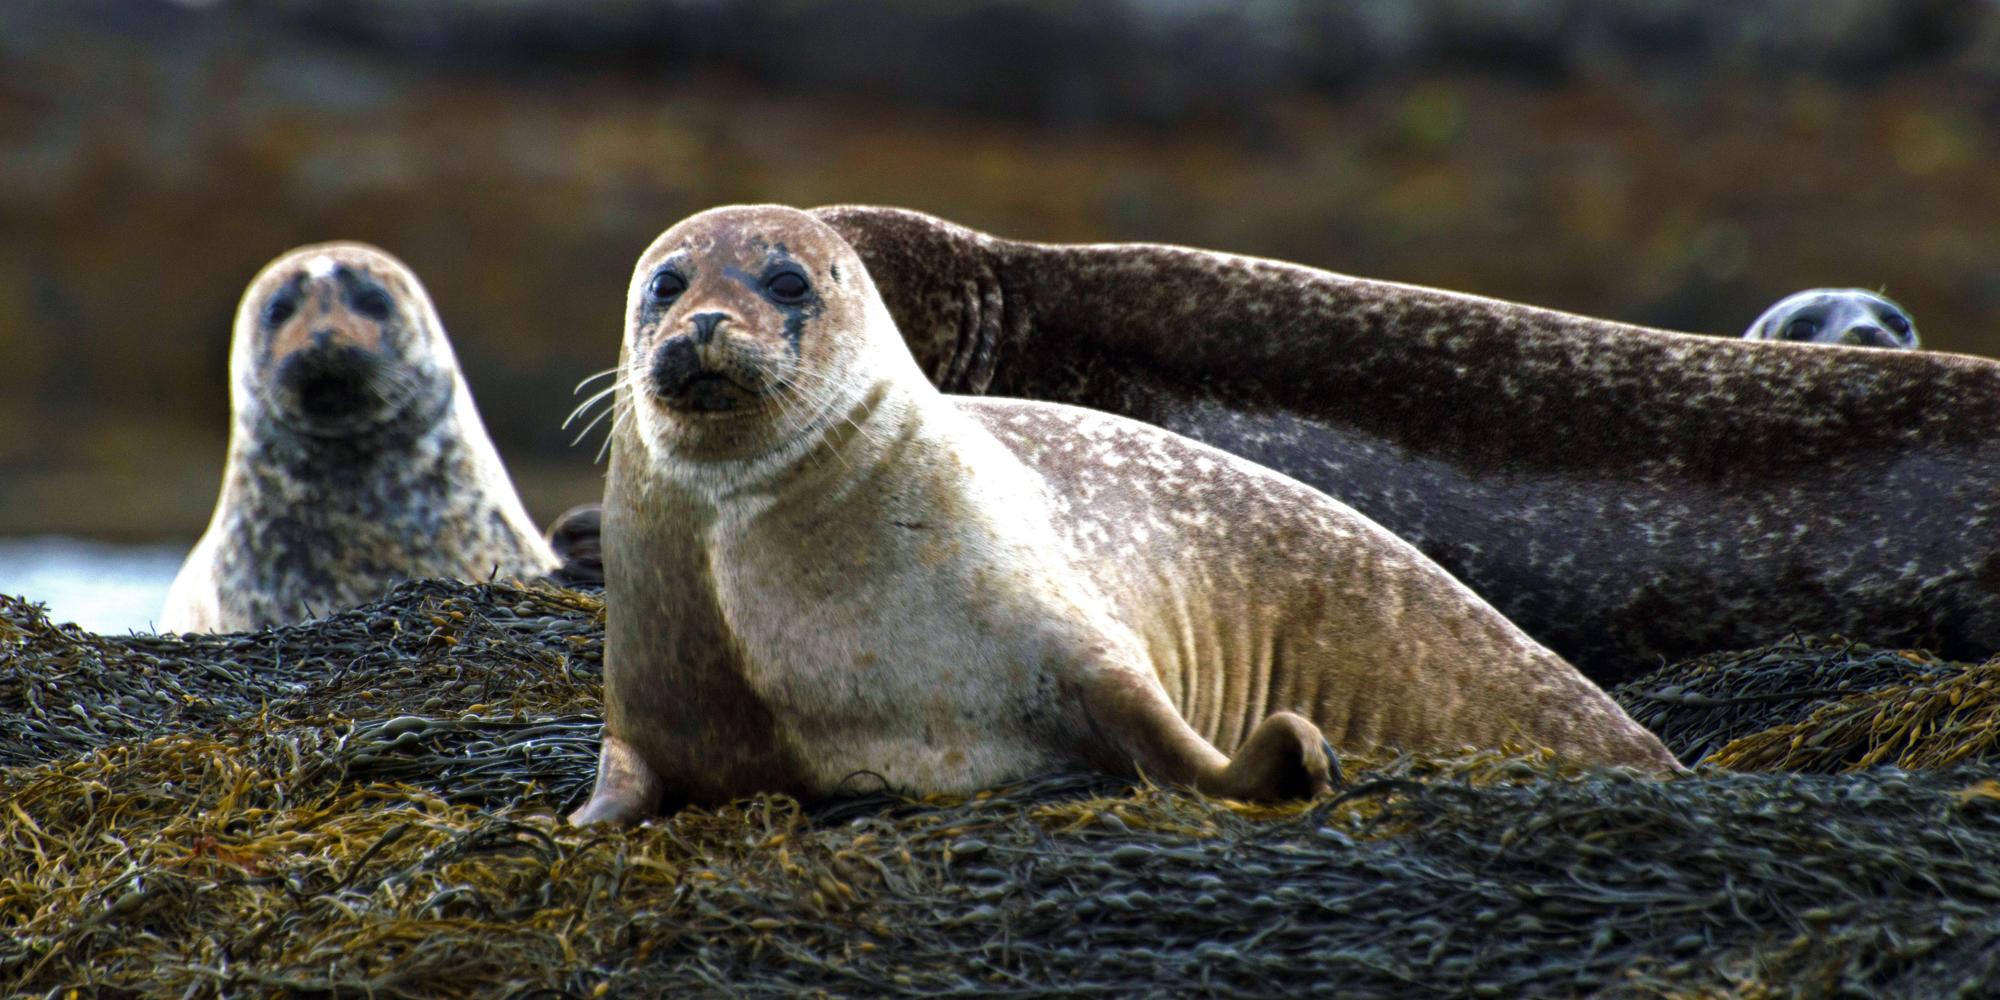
[569,205,1678,824]
[159,242,558,633]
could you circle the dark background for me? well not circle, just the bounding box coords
[5,0,2000,542]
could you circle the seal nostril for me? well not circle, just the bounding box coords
[1845,325,1890,348]
[690,312,727,345]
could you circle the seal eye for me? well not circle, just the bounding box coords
[351,287,393,321]
[648,269,687,304]
[766,270,810,304]
[1784,318,1820,340]
[263,296,296,327]
[1884,312,1911,335]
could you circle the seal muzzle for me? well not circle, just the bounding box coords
[650,335,756,412]
[277,342,391,427]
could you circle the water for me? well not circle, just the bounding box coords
[0,537,190,634]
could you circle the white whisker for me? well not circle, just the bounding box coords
[572,367,619,394]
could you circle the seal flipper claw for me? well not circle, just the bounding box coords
[570,734,666,825]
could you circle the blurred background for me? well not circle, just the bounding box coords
[5,0,2000,629]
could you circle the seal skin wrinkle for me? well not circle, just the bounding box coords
[802,207,2000,684]
[159,243,558,633]
[571,206,1678,825]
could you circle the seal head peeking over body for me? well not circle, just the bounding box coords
[1743,288,1919,349]
[571,206,1678,825]
[159,243,558,633]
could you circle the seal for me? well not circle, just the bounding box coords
[159,242,559,633]
[1742,288,1919,349]
[777,206,2000,684]
[568,205,1678,825]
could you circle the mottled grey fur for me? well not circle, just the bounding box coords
[161,243,556,633]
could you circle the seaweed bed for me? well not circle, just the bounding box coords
[3,581,1998,998]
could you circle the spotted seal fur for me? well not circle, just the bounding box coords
[801,207,2000,682]
[160,242,558,633]
[568,206,1677,824]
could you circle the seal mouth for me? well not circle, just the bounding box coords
[659,372,761,414]
[271,347,409,432]
[649,338,767,414]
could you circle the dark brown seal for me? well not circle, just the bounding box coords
[801,206,2000,683]
[161,242,558,632]
[569,206,1677,825]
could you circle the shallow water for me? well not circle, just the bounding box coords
[0,537,189,634]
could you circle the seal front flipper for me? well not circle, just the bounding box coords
[1082,665,1334,802]
[570,733,666,825]
[543,504,605,587]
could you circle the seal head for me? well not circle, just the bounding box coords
[619,206,909,469]
[1743,288,1919,349]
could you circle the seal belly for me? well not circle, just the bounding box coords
[964,395,1675,769]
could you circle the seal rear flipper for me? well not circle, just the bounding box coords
[1212,712,1339,801]
[1082,667,1332,802]
[570,733,666,825]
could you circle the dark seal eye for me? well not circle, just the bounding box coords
[1884,312,1911,335]
[648,269,687,304]
[1784,318,1820,340]
[766,269,810,304]
[263,295,296,327]
[351,287,393,321]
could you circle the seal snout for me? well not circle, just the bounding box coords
[279,342,391,424]
[1839,324,1906,349]
[689,311,728,345]
[648,313,761,413]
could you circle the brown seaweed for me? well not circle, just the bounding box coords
[4,581,2000,998]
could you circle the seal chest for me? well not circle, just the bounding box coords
[158,243,557,633]
[572,205,1679,826]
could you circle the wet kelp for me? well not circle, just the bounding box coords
[3,582,1998,998]
[1613,635,2000,773]
[0,582,604,768]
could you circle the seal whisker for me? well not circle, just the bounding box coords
[563,384,621,429]
[568,405,618,448]
[573,367,620,394]
[781,367,891,457]
[592,371,643,464]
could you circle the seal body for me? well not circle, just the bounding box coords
[572,206,1675,824]
[160,243,557,633]
[1743,288,1919,349]
[810,206,2000,682]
